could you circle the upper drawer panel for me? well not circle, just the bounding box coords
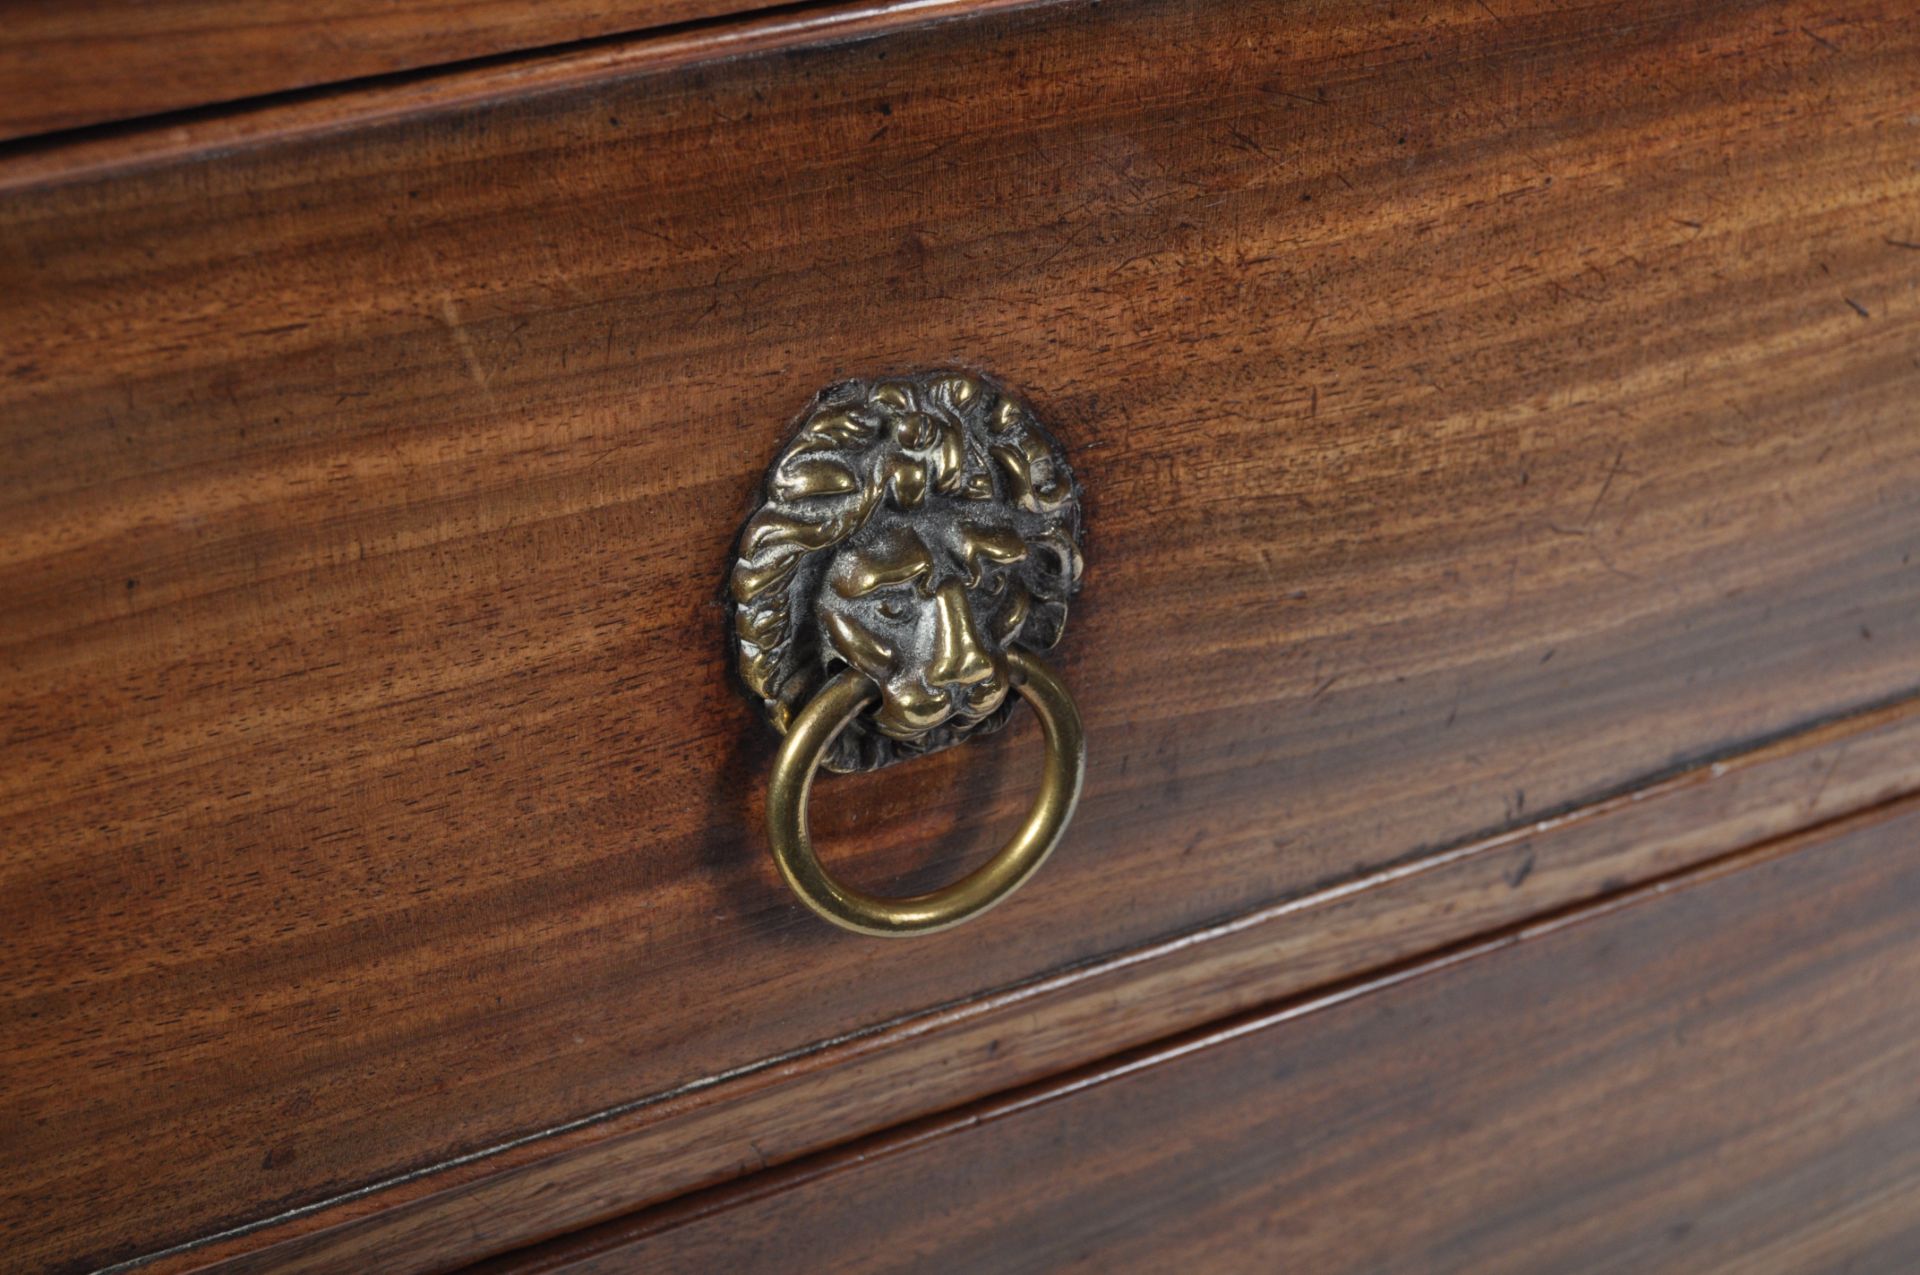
[4,0,1919,1269]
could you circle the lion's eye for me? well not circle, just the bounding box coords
[875,597,914,623]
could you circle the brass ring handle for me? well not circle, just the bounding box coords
[767,648,1086,937]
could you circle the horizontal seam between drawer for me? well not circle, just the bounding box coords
[0,0,1076,196]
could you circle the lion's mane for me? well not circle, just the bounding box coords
[729,371,1083,772]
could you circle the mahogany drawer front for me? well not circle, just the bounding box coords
[3,0,1919,1270]
[483,801,1920,1275]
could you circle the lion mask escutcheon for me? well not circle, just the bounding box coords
[729,371,1084,773]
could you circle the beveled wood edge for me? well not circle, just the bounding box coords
[139,687,1920,1274]
[0,0,1066,196]
[462,790,1920,1274]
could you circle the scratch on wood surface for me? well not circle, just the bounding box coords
[1801,25,1841,52]
[1584,447,1628,524]
[439,294,493,398]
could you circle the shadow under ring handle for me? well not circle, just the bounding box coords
[766,649,1086,937]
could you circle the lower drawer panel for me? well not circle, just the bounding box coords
[505,800,1920,1274]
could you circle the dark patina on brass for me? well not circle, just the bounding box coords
[730,370,1084,773]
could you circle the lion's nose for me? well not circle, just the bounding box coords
[875,682,953,737]
[925,582,996,689]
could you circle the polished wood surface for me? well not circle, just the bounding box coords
[182,697,1920,1274]
[482,799,1920,1273]
[3,0,1918,1269]
[0,0,784,142]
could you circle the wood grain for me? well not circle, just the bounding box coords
[2,0,1918,1269]
[165,695,1920,1274]
[0,0,785,143]
[481,798,1920,1274]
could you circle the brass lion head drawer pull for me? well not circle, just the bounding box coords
[730,371,1086,936]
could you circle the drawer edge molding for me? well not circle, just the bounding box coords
[0,0,1071,197]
